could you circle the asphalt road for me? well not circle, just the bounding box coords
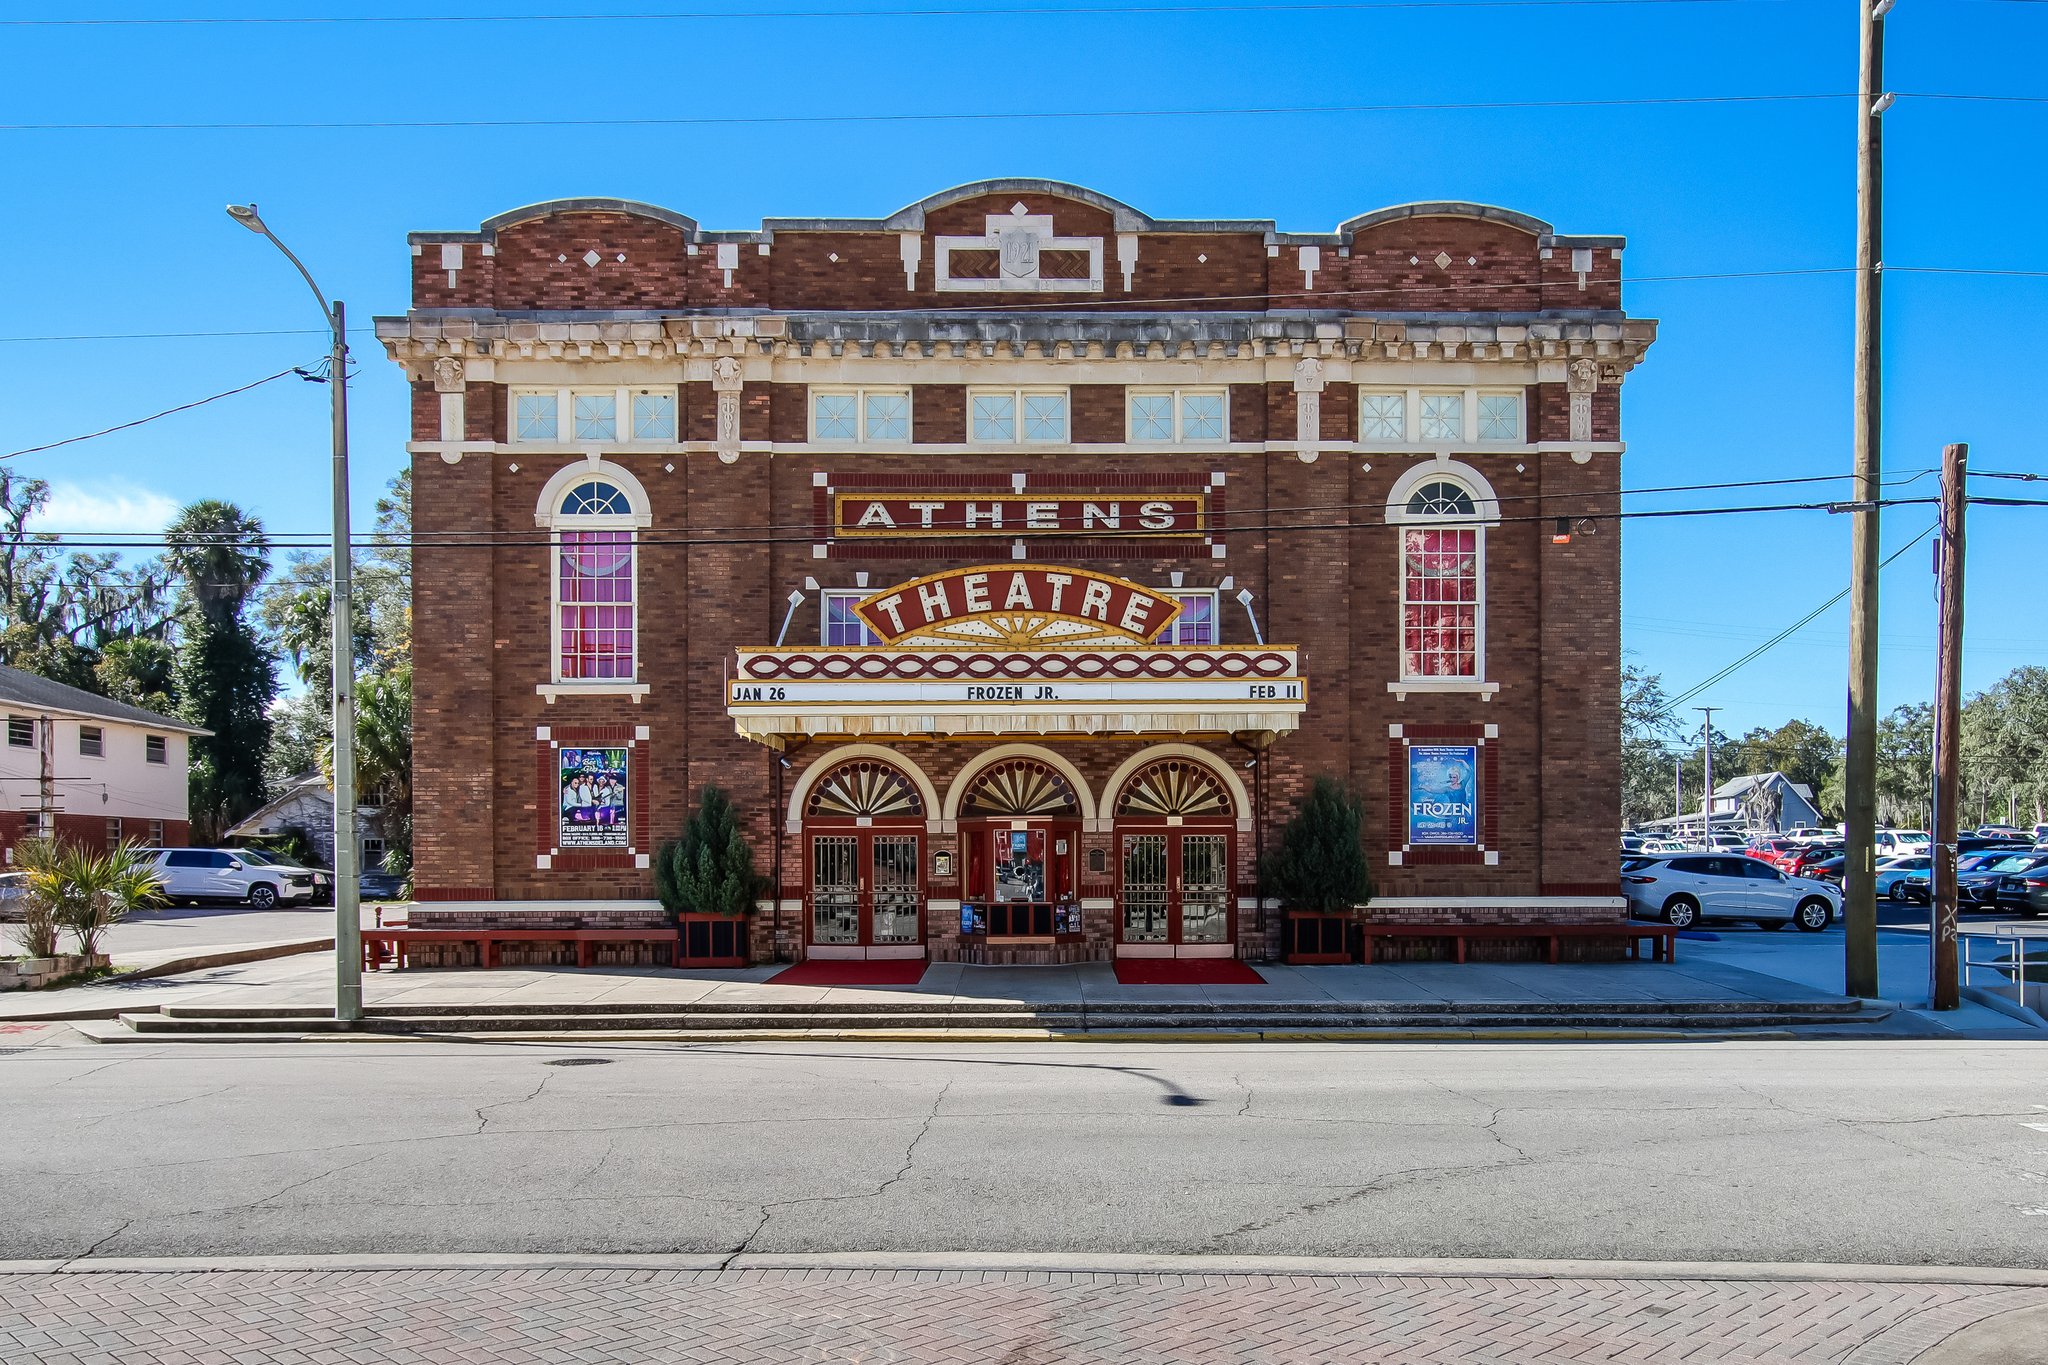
[2,1038,2045,1268]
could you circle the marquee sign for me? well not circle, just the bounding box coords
[854,565,1182,647]
[833,494,1205,539]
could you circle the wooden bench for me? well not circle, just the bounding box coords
[362,927,678,972]
[1363,921,1678,965]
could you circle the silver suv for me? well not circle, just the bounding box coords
[1623,854,1842,932]
[132,848,318,910]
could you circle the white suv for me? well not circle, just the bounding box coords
[1623,853,1842,932]
[133,848,318,909]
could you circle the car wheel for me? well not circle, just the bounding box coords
[247,884,278,910]
[1794,898,1832,932]
[1884,882,1902,902]
[1663,897,1699,929]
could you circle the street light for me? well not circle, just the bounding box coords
[227,202,363,1024]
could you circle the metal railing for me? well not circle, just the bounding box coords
[1957,923,2048,1015]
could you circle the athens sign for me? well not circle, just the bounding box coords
[853,565,1183,647]
[832,493,1205,539]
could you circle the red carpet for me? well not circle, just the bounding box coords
[1113,958,1266,986]
[767,959,929,987]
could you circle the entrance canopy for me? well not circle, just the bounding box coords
[728,565,1306,744]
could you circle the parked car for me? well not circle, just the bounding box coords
[1975,825,2029,840]
[1977,852,2048,913]
[1622,854,1841,931]
[0,871,25,922]
[1897,850,2030,906]
[358,870,407,901]
[1805,855,1847,884]
[1785,843,1845,877]
[1873,829,1930,857]
[233,848,334,906]
[1873,854,1930,900]
[131,848,318,909]
[1747,837,1800,869]
[1705,832,1748,851]
[2023,866,2048,917]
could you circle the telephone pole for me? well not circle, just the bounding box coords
[1843,0,1892,999]
[1696,707,1720,843]
[1929,442,1967,1011]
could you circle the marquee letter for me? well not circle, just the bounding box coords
[1079,580,1113,623]
[855,502,897,529]
[908,501,945,529]
[1119,593,1156,636]
[872,593,907,633]
[1082,502,1121,530]
[1043,573,1072,611]
[962,572,991,613]
[916,580,952,624]
[964,502,1002,529]
[1137,501,1174,530]
[1025,501,1059,530]
[1003,572,1034,610]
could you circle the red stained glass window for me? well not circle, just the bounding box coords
[1402,526,1478,678]
[557,529,635,679]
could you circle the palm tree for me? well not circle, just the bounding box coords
[165,500,270,625]
[16,838,163,961]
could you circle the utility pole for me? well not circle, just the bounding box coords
[1843,0,1892,999]
[1673,754,1682,821]
[1696,707,1720,844]
[1929,442,1967,1010]
[36,716,54,842]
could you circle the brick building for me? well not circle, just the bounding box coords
[378,179,1657,964]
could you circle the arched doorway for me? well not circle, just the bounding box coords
[1111,755,1238,958]
[956,755,1084,939]
[802,756,927,959]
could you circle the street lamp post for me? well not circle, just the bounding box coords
[226,203,362,1024]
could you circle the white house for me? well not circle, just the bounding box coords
[225,771,386,873]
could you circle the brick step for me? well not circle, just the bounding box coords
[154,996,1867,1021]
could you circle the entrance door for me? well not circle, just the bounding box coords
[808,830,926,957]
[1119,830,1233,956]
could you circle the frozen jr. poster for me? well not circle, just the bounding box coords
[1407,745,1478,846]
[559,748,628,849]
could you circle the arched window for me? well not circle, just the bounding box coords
[550,478,637,681]
[1389,469,1493,682]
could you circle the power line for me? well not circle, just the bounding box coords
[1,365,321,460]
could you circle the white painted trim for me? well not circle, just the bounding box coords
[807,385,913,446]
[536,683,650,704]
[1124,386,1229,444]
[1388,681,1500,698]
[940,743,1099,822]
[783,743,944,833]
[966,387,1071,444]
[533,459,653,528]
[1384,457,1502,525]
[1099,742,1252,822]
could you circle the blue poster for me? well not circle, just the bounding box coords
[1408,745,1478,846]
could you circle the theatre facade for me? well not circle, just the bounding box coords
[378,180,1657,964]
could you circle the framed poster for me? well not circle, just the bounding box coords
[1407,744,1479,846]
[559,747,629,850]
[992,828,1047,902]
[960,903,988,935]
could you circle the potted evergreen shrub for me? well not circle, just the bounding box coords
[1260,776,1373,964]
[654,785,761,966]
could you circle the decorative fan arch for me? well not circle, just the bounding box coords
[960,759,1079,818]
[805,759,925,819]
[1114,758,1233,819]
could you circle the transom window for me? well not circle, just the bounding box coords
[1357,387,1524,444]
[822,590,881,647]
[970,389,1069,443]
[811,388,911,443]
[1127,389,1226,444]
[1160,591,1217,646]
[548,478,638,682]
[512,388,679,444]
[1406,481,1477,517]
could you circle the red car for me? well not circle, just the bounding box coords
[1748,838,1800,869]
[1785,844,1845,877]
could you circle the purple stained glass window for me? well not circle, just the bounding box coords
[557,530,635,679]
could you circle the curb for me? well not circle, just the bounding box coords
[1,939,329,1022]
[2,1251,2046,1286]
[70,1023,1808,1045]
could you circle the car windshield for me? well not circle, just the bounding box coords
[237,850,283,865]
[1983,855,2037,873]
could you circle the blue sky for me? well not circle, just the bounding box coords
[1,0,2041,739]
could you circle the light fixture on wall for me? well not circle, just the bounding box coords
[1235,587,1265,645]
[776,577,821,646]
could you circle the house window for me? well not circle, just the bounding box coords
[1419,392,1464,442]
[550,479,638,681]
[105,818,122,847]
[78,725,104,758]
[810,389,911,444]
[145,734,168,765]
[1476,391,1522,441]
[149,820,165,845]
[512,388,677,444]
[362,837,386,869]
[20,812,43,839]
[822,591,881,647]
[970,389,1068,443]
[1160,591,1217,646]
[1127,389,1226,443]
[1399,479,1483,680]
[1359,391,1406,441]
[6,718,32,748]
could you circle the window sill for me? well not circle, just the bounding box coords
[536,682,650,705]
[1388,680,1500,701]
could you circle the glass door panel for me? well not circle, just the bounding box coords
[1121,834,1169,942]
[870,834,923,944]
[810,835,861,945]
[1178,834,1231,943]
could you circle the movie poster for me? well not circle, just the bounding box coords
[559,747,629,849]
[992,828,1046,902]
[1407,745,1479,846]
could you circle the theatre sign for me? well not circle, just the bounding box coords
[728,564,1306,743]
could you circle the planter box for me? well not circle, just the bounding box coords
[1282,912,1353,965]
[678,914,749,968]
[0,953,111,992]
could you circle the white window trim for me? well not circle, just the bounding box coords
[1125,387,1228,444]
[820,589,882,646]
[78,725,104,759]
[967,387,1070,445]
[7,716,34,748]
[510,386,680,446]
[1160,589,1221,645]
[1385,460,1501,693]
[144,734,169,765]
[538,468,644,691]
[808,387,913,445]
[1357,386,1526,446]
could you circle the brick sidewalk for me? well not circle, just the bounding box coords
[4,1266,2045,1364]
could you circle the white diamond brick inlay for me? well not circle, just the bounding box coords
[1011,202,1030,215]
[582,250,602,268]
[1434,252,1453,270]
[1197,254,1208,263]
